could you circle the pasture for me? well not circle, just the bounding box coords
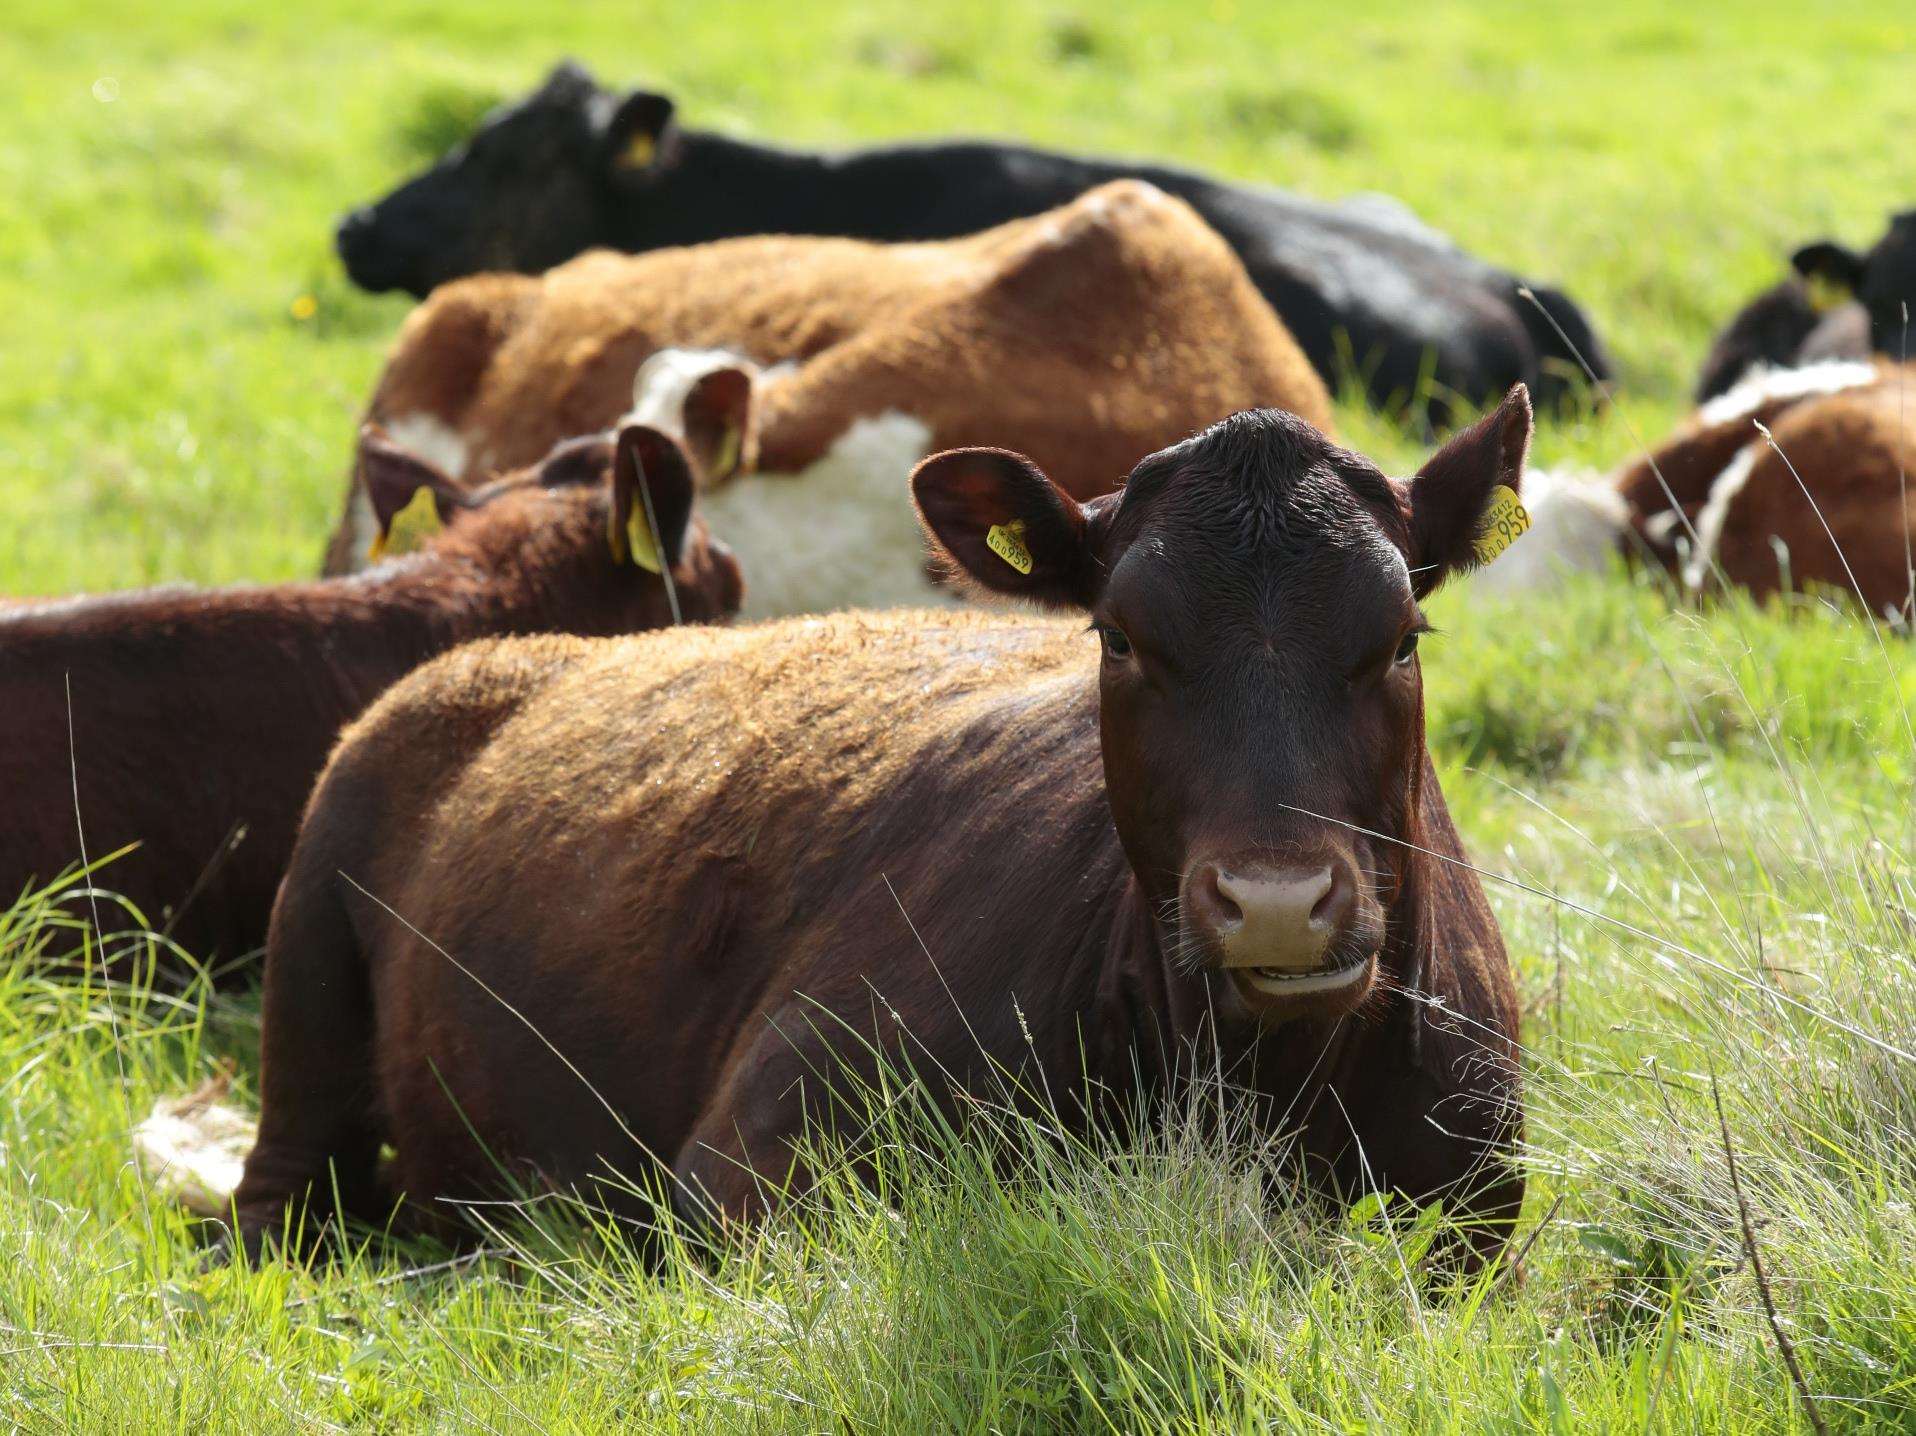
[4,0,1916,1429]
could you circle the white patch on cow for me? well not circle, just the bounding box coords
[1467,466,1628,595]
[1694,360,1878,431]
[381,411,471,480]
[699,412,943,619]
[133,1091,256,1217]
[1684,441,1766,594]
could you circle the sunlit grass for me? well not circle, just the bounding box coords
[7,0,1916,1428]
[4,576,1914,1429]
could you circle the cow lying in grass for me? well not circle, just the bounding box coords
[1695,210,1916,401]
[231,388,1534,1272]
[1470,362,1916,622]
[323,180,1334,608]
[336,60,1610,419]
[1,425,739,971]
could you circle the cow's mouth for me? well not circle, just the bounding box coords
[1226,951,1378,1009]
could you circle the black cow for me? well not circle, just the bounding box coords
[1696,211,1916,402]
[337,61,1612,422]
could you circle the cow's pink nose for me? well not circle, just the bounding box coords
[1184,860,1355,972]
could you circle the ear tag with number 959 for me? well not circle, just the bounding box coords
[1471,485,1530,564]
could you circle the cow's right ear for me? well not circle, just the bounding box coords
[912,448,1100,609]
[609,424,697,572]
[1792,240,1867,303]
[603,90,677,176]
[357,426,462,559]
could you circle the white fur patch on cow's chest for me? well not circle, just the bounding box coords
[700,411,947,618]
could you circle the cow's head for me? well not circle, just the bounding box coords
[913,390,1531,1022]
[336,61,678,298]
[356,421,742,628]
[1795,210,1916,355]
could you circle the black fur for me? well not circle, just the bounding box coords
[1697,210,1916,400]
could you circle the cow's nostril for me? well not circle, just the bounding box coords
[1310,864,1353,930]
[1189,863,1243,934]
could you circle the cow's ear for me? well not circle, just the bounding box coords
[1792,240,1867,301]
[609,424,697,572]
[913,448,1102,608]
[358,425,462,559]
[1401,384,1533,598]
[682,365,755,484]
[542,59,598,97]
[603,90,676,176]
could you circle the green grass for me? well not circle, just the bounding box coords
[5,1,1916,1429]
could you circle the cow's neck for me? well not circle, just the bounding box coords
[314,550,601,669]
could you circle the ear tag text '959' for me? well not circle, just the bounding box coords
[1471,485,1530,565]
[986,520,1033,575]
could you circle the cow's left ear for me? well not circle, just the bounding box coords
[1792,239,1867,296]
[1401,384,1533,598]
[913,448,1106,609]
[609,424,697,572]
[358,425,463,560]
[602,90,677,176]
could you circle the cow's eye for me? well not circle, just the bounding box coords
[1394,631,1421,665]
[1099,625,1134,661]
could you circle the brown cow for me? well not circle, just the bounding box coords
[322,180,1334,609]
[1470,361,1916,620]
[1675,364,1916,615]
[1,425,739,971]
[233,390,1531,1270]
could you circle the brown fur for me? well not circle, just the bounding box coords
[1622,364,1916,615]
[1,432,739,971]
[324,181,1332,573]
[1700,371,1916,613]
[238,398,1526,1271]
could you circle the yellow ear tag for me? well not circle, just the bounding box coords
[1805,271,1850,314]
[618,132,657,169]
[985,520,1034,575]
[710,425,742,482]
[368,486,444,561]
[623,507,664,574]
[1471,485,1531,565]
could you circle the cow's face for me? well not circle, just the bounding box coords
[355,423,742,630]
[1795,211,1916,355]
[336,62,678,298]
[914,391,1531,1023]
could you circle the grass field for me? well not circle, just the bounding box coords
[5,1,1916,1429]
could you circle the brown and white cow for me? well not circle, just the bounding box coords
[1,425,738,970]
[322,181,1334,614]
[1470,361,1916,622]
[233,390,1531,1271]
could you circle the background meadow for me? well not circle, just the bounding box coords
[4,0,1916,1429]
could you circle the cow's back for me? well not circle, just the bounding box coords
[756,179,1332,495]
[368,237,990,480]
[298,612,1129,1203]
